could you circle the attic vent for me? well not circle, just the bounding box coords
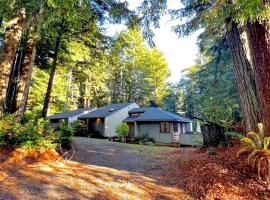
[109,109,115,112]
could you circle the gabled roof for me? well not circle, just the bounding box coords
[48,108,95,120]
[123,107,193,123]
[79,102,136,119]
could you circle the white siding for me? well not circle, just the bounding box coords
[104,103,139,137]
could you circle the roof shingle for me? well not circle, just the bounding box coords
[48,108,95,120]
[79,102,135,119]
[123,107,193,123]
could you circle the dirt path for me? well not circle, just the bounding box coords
[0,137,189,200]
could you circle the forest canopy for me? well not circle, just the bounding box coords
[0,0,269,133]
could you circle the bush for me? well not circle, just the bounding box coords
[72,120,87,136]
[116,123,129,142]
[57,125,74,148]
[134,133,155,144]
[0,114,57,150]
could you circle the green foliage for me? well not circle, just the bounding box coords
[72,120,86,131]
[28,67,68,114]
[225,132,245,140]
[108,29,170,106]
[179,31,240,128]
[57,125,74,148]
[0,115,56,150]
[171,0,270,38]
[116,123,129,137]
[71,120,87,136]
[134,133,155,144]
[238,123,270,180]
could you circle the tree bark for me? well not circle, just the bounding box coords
[0,9,25,117]
[5,47,24,113]
[226,21,262,132]
[15,38,36,122]
[41,33,61,118]
[246,21,270,134]
[64,69,72,111]
[0,17,3,28]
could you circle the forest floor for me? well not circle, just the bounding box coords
[0,137,270,200]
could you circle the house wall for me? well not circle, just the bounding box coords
[181,122,192,133]
[179,133,203,146]
[137,122,173,144]
[136,122,195,144]
[104,103,139,137]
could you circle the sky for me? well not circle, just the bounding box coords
[105,0,202,83]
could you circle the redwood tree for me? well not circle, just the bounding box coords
[0,9,25,117]
[170,0,269,132]
[246,21,270,133]
[226,21,262,131]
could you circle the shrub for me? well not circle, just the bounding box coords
[238,123,270,180]
[116,123,129,142]
[134,133,155,144]
[72,120,87,136]
[0,114,56,150]
[58,125,74,148]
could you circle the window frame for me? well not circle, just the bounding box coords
[160,122,171,133]
[173,122,178,132]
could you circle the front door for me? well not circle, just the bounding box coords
[128,123,135,137]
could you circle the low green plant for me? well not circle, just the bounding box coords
[238,123,270,180]
[116,123,129,142]
[0,114,56,150]
[72,120,87,136]
[58,125,74,148]
[134,133,155,144]
[225,132,245,139]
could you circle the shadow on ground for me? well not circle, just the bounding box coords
[0,137,188,200]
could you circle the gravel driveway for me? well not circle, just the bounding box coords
[72,137,166,175]
[0,137,189,200]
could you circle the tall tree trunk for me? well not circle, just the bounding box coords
[5,46,24,113]
[246,21,270,133]
[0,17,3,28]
[64,69,72,111]
[226,21,262,132]
[15,38,36,122]
[41,33,61,118]
[0,9,25,117]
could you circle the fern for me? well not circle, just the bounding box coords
[240,137,256,149]
[247,131,262,148]
[238,123,270,182]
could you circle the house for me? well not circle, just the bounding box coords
[123,107,203,145]
[48,108,96,128]
[78,102,139,137]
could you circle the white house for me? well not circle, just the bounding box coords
[78,102,139,137]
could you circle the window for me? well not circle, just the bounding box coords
[160,122,170,133]
[173,123,178,132]
[131,113,140,116]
